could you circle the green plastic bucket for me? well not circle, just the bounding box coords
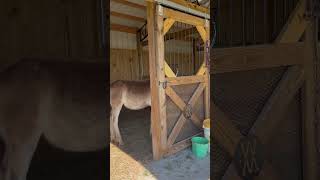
[191,137,209,159]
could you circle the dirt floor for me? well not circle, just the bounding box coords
[110,107,210,180]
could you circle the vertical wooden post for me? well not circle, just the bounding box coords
[146,1,167,160]
[204,19,210,119]
[302,14,318,180]
[136,30,143,79]
[155,4,167,156]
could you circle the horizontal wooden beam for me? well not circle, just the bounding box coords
[111,11,145,22]
[166,75,206,86]
[111,0,146,10]
[111,24,138,34]
[163,7,206,27]
[146,0,209,14]
[211,43,304,73]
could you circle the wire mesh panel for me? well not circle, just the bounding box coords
[164,21,205,76]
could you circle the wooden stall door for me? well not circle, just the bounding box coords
[147,2,210,159]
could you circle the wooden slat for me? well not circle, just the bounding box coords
[211,43,304,73]
[164,60,176,77]
[196,25,207,42]
[166,75,206,86]
[163,18,175,35]
[111,24,138,34]
[163,7,206,27]
[111,11,145,22]
[275,0,306,43]
[164,132,203,157]
[166,83,205,146]
[111,0,146,10]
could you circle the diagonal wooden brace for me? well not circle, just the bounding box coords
[166,83,205,147]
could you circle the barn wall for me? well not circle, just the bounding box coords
[213,0,300,47]
[110,48,204,81]
[0,0,104,62]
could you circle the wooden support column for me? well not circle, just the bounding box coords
[155,4,167,157]
[204,19,210,119]
[302,17,318,180]
[146,2,167,160]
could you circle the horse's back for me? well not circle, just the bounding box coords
[0,60,108,152]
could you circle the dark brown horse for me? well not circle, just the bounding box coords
[0,59,107,180]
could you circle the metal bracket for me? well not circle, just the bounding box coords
[159,80,168,89]
[183,104,193,119]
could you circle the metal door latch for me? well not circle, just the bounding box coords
[159,80,168,89]
[183,104,193,119]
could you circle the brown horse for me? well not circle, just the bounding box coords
[0,60,107,180]
[110,80,151,145]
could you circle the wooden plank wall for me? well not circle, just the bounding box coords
[0,0,104,62]
[110,48,203,81]
[213,0,300,48]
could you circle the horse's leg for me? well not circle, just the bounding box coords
[150,119,152,136]
[112,105,123,145]
[1,133,41,180]
[110,107,116,144]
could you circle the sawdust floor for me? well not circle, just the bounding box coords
[111,107,210,180]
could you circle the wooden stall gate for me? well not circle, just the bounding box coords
[146,1,210,160]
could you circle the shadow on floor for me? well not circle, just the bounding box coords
[28,137,107,180]
[113,107,210,180]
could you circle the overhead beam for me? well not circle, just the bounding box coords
[112,0,146,10]
[111,24,138,34]
[211,43,304,73]
[146,0,209,15]
[111,11,145,22]
[163,7,206,26]
[275,0,306,43]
